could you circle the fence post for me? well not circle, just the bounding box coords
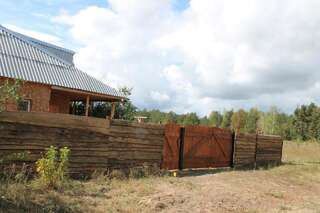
[231,131,236,168]
[254,134,258,169]
[178,127,185,170]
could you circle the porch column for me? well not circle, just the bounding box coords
[85,95,90,117]
[111,102,116,119]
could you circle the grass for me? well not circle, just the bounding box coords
[282,140,320,164]
[1,140,319,213]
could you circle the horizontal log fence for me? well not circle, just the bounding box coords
[0,112,284,175]
[0,112,164,176]
[233,133,283,168]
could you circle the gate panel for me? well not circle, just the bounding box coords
[183,126,233,169]
[161,123,181,170]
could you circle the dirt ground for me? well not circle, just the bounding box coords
[140,164,320,213]
[1,141,320,213]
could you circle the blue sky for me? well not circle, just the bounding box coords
[0,0,189,49]
[0,0,319,115]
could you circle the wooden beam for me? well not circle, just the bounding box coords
[51,86,123,101]
[111,102,116,119]
[85,96,90,117]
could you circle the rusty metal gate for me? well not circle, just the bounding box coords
[161,124,181,170]
[161,124,234,170]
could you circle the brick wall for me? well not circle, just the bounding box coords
[49,91,70,114]
[0,77,51,112]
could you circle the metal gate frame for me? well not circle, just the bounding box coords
[161,124,235,170]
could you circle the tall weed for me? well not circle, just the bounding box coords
[35,146,70,189]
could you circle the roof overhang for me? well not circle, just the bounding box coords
[51,86,124,102]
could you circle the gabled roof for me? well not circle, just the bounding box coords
[0,25,123,99]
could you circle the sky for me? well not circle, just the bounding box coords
[1,0,319,116]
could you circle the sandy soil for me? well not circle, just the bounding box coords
[140,165,320,213]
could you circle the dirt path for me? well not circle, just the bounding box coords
[141,165,320,213]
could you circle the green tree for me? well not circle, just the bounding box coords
[0,79,21,111]
[258,106,282,135]
[245,108,260,133]
[293,103,320,140]
[91,87,137,120]
[200,116,209,126]
[164,111,178,124]
[147,109,166,124]
[309,106,320,140]
[208,111,222,127]
[183,112,200,126]
[231,109,247,133]
[293,104,309,140]
[220,110,233,129]
[115,87,137,121]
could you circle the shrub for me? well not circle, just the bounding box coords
[35,146,70,189]
[109,169,127,180]
[0,151,31,182]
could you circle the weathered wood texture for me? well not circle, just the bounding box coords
[0,112,164,175]
[183,125,233,169]
[0,111,110,134]
[233,133,283,168]
[161,123,181,170]
[161,124,233,170]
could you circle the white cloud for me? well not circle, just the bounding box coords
[52,0,320,115]
[150,91,170,102]
[3,24,63,46]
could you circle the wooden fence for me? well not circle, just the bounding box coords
[0,112,164,176]
[233,133,283,168]
[0,112,284,175]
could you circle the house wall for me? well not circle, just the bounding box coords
[0,77,51,112]
[49,91,70,114]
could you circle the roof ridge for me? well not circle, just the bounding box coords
[0,25,74,67]
[23,34,75,54]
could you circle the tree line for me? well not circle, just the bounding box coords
[135,104,320,141]
[69,88,320,141]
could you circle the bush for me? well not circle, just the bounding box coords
[35,146,70,189]
[0,151,31,182]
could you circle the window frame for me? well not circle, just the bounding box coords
[18,99,32,112]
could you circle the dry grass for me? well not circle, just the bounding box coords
[282,140,320,163]
[1,141,320,213]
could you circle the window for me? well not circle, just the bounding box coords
[18,99,32,112]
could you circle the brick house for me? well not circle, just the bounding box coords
[0,25,124,118]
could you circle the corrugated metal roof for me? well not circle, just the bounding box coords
[16,30,75,65]
[0,25,123,99]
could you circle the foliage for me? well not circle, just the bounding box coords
[35,146,70,188]
[182,112,200,125]
[134,103,320,141]
[293,103,320,140]
[115,87,137,120]
[208,111,222,127]
[244,108,260,133]
[90,87,137,120]
[0,151,31,182]
[0,151,30,165]
[200,116,209,126]
[0,79,22,111]
[231,109,247,133]
[220,110,233,128]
